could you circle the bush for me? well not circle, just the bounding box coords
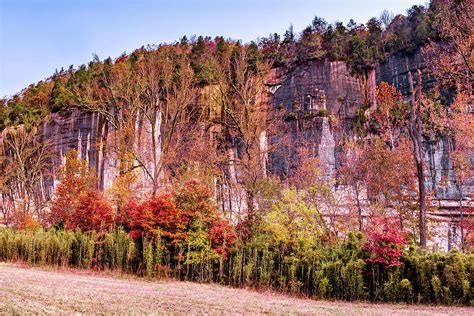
[365,217,405,268]
[0,226,472,306]
[317,109,329,117]
[399,279,413,303]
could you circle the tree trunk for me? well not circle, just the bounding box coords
[459,189,464,251]
[355,186,363,231]
[408,69,427,249]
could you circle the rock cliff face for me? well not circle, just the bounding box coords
[37,110,113,200]
[266,52,471,201]
[269,60,365,117]
[376,50,435,96]
[376,51,472,200]
[25,51,470,203]
[265,60,369,180]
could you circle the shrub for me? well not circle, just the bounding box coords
[342,259,366,300]
[365,217,406,267]
[0,226,472,306]
[399,279,413,303]
[14,212,40,230]
[432,275,443,303]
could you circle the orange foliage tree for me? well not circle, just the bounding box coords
[66,190,114,232]
[126,193,187,243]
[340,137,416,234]
[371,82,408,150]
[49,150,97,227]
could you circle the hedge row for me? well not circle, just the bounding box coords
[0,228,472,305]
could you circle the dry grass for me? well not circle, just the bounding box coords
[0,263,471,315]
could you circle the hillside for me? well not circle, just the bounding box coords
[0,0,473,308]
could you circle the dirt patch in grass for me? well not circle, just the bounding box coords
[0,262,471,315]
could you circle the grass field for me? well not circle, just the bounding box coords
[0,263,471,315]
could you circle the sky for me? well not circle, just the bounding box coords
[0,0,424,97]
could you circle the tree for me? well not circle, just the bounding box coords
[424,0,474,251]
[208,220,237,259]
[49,150,97,226]
[379,9,394,30]
[363,82,422,242]
[339,140,366,231]
[263,188,326,249]
[281,24,297,65]
[126,193,189,245]
[0,125,51,224]
[370,82,408,150]
[66,190,114,232]
[212,44,282,220]
[365,216,406,267]
[297,26,326,62]
[312,16,328,33]
[407,69,433,249]
[258,33,283,66]
[425,0,472,90]
[134,47,202,195]
[363,137,417,234]
[71,53,147,182]
[449,100,473,251]
[173,180,219,227]
[126,179,233,262]
[288,147,323,191]
[324,22,348,61]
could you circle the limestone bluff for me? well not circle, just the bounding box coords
[1,47,470,251]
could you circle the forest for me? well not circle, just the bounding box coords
[0,0,473,306]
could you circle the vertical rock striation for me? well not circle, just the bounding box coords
[5,51,469,205]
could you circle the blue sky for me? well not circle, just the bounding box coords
[0,0,423,97]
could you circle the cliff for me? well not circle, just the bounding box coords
[9,51,471,206]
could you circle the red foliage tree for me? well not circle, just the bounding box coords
[364,217,406,268]
[66,191,114,233]
[125,180,238,259]
[126,194,189,244]
[49,150,97,226]
[209,220,237,259]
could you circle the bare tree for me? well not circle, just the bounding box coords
[0,126,51,224]
[212,45,283,219]
[379,9,394,30]
[134,47,203,195]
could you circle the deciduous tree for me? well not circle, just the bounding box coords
[49,150,96,226]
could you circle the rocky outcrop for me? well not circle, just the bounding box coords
[266,51,471,200]
[269,60,364,119]
[376,50,435,97]
[36,110,113,199]
[266,60,367,178]
[5,51,470,204]
[376,50,471,200]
